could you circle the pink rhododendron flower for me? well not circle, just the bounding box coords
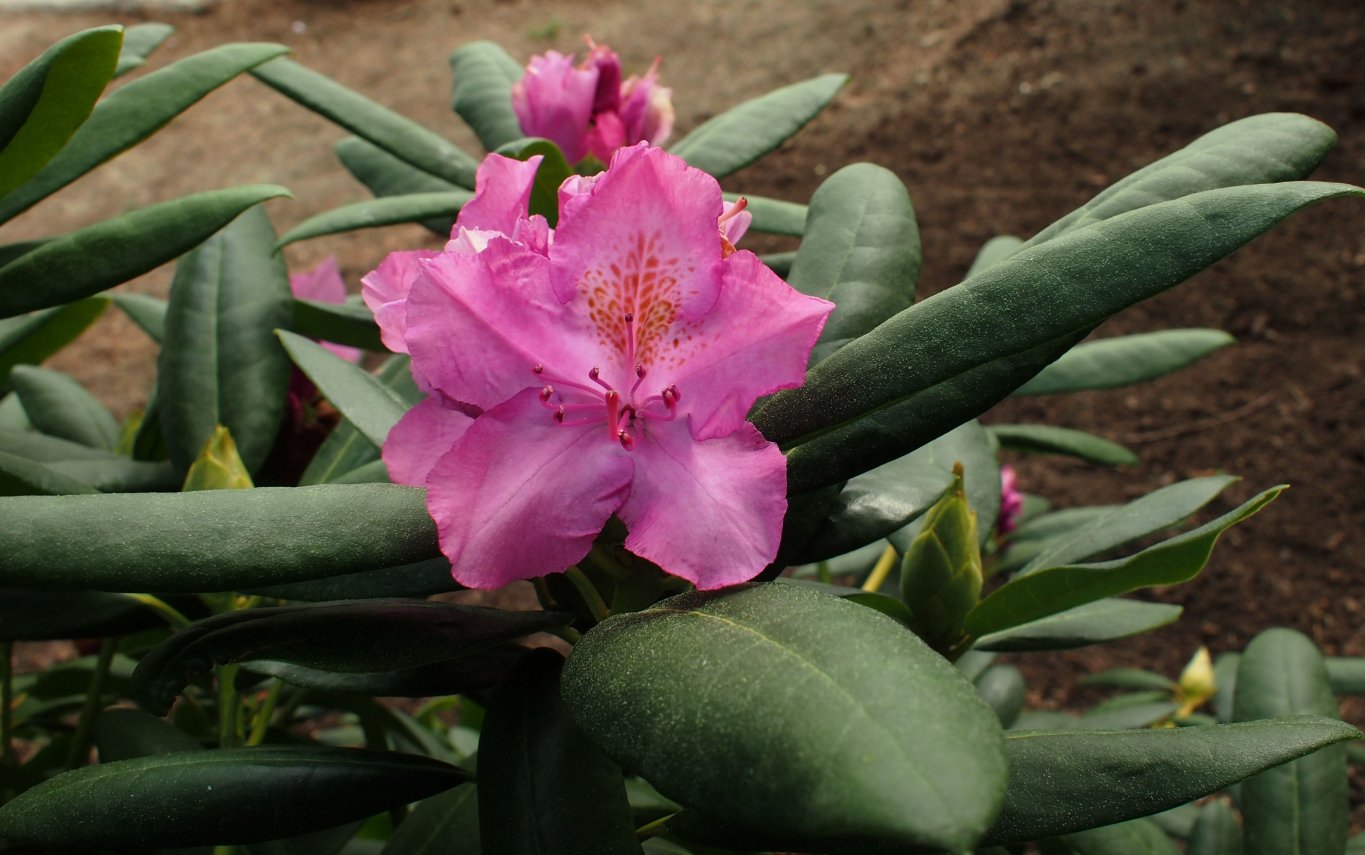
[364,144,831,590]
[289,256,361,364]
[512,39,674,164]
[997,464,1024,536]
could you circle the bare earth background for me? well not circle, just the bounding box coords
[1,0,1362,796]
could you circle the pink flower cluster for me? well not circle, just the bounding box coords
[362,145,831,591]
[511,40,674,164]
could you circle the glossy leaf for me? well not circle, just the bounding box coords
[967,487,1281,638]
[481,649,642,855]
[276,191,471,247]
[109,292,166,342]
[0,184,291,319]
[0,449,98,495]
[246,643,523,698]
[1233,628,1348,855]
[252,57,478,188]
[133,600,569,714]
[1019,475,1238,575]
[299,355,415,486]
[1015,329,1235,396]
[0,296,108,387]
[1059,819,1180,854]
[1187,800,1244,855]
[381,783,480,855]
[887,420,1000,551]
[277,330,408,448]
[723,192,806,237]
[989,423,1138,466]
[974,598,1183,652]
[113,23,174,77]
[159,204,292,475]
[562,583,1007,853]
[449,40,525,153]
[9,364,118,449]
[981,716,1361,846]
[669,73,847,179]
[0,746,468,849]
[755,182,1363,489]
[334,136,462,236]
[0,26,122,199]
[788,163,920,366]
[0,43,290,224]
[1026,113,1339,248]
[0,484,439,591]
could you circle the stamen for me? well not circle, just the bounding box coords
[618,429,636,450]
[718,196,749,226]
[631,364,647,395]
[589,366,613,391]
[533,363,545,375]
[553,406,566,423]
[623,312,638,375]
[539,385,556,404]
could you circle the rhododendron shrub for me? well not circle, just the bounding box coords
[2,27,1363,855]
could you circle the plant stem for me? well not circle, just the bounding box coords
[217,663,242,748]
[861,544,899,593]
[245,679,284,747]
[122,593,192,629]
[635,811,678,841]
[564,566,612,624]
[817,560,832,585]
[1,642,13,764]
[67,637,118,768]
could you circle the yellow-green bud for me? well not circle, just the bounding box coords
[182,425,254,492]
[900,462,983,657]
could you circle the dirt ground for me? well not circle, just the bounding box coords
[2,0,1362,743]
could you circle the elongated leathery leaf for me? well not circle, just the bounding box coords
[133,600,569,714]
[0,746,468,849]
[10,365,118,449]
[0,184,291,319]
[1325,657,1365,695]
[974,598,1183,652]
[480,649,642,855]
[0,484,438,591]
[562,583,1007,853]
[0,296,107,387]
[112,23,174,78]
[981,716,1361,846]
[1060,819,1180,854]
[0,589,163,641]
[334,136,463,236]
[495,137,572,226]
[966,486,1282,638]
[93,708,203,762]
[1233,629,1348,855]
[109,292,165,342]
[0,43,290,225]
[276,191,472,247]
[1026,113,1339,248]
[755,182,1364,486]
[724,192,806,237]
[989,423,1138,466]
[669,74,847,179]
[253,57,479,188]
[1020,475,1236,574]
[248,556,458,601]
[245,644,524,698]
[299,355,415,486]
[1187,800,1243,855]
[381,783,480,855]
[0,26,121,199]
[0,449,99,495]
[965,235,1024,278]
[0,428,178,490]
[449,40,525,153]
[788,163,920,366]
[290,299,384,352]
[1015,329,1236,396]
[277,330,407,447]
[887,420,1000,552]
[159,205,292,475]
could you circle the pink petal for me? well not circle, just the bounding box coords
[584,43,622,114]
[361,249,439,354]
[406,237,603,410]
[456,154,542,235]
[550,144,725,324]
[668,250,833,440]
[511,51,598,163]
[619,63,674,146]
[290,256,347,304]
[620,418,786,589]
[382,397,474,487]
[426,389,633,588]
[584,110,627,164]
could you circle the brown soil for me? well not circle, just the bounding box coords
[2,0,1362,795]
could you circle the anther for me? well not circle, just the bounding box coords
[554,406,566,423]
[618,429,636,450]
[631,364,647,395]
[539,385,555,403]
[589,366,612,391]
[533,363,545,375]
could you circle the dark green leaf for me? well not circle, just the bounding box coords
[0,42,290,224]
[1188,800,1244,855]
[333,136,462,236]
[94,707,203,761]
[975,664,1025,728]
[787,163,920,366]
[290,298,384,352]
[0,449,98,495]
[299,355,414,486]
[887,420,1000,552]
[1080,667,1178,692]
[966,487,1281,638]
[10,364,118,449]
[994,506,1114,576]
[0,184,291,319]
[481,649,642,855]
[449,40,525,153]
[0,26,122,199]
[246,643,524,698]
[756,182,1363,489]
[495,137,572,226]
[0,746,468,849]
[133,600,569,714]
[113,23,174,77]
[0,484,439,591]
[669,73,846,179]
[759,250,795,277]
[1079,700,1179,730]
[0,296,107,387]
[381,783,480,855]
[1326,657,1365,695]
[253,57,478,188]
[1233,628,1348,855]
[0,588,166,640]
[964,235,1024,278]
[562,583,1007,853]
[724,192,806,237]
[989,423,1138,466]
[277,191,471,247]
[974,599,1183,652]
[1015,329,1236,396]
[248,556,458,601]
[981,716,1361,846]
[159,204,292,475]
[1059,818,1180,854]
[109,292,166,342]
[277,330,408,448]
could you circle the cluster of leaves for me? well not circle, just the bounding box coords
[0,26,1363,855]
